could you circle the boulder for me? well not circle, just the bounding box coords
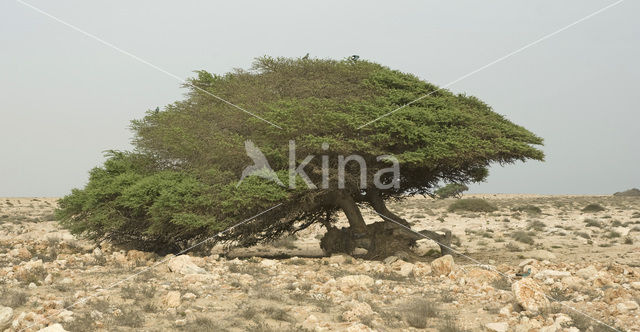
[431,255,454,276]
[485,322,509,332]
[616,300,639,313]
[167,255,206,275]
[467,268,501,285]
[575,265,597,280]
[391,260,414,277]
[412,262,432,278]
[535,270,571,280]
[512,278,550,313]
[162,291,181,308]
[341,300,374,322]
[337,275,374,292]
[37,323,68,332]
[0,306,13,330]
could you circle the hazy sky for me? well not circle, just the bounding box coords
[1,0,638,197]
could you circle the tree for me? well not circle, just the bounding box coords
[56,56,544,257]
[434,183,469,199]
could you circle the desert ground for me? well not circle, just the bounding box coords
[1,194,639,332]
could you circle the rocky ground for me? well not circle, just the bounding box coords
[0,195,639,332]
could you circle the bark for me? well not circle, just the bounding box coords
[321,190,454,259]
[366,189,453,256]
[335,191,368,235]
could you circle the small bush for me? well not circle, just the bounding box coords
[613,188,640,197]
[582,204,606,213]
[584,218,603,228]
[435,183,469,199]
[511,231,535,245]
[403,298,438,328]
[624,237,633,244]
[116,309,145,328]
[0,288,28,307]
[180,316,219,331]
[527,220,546,232]
[448,199,497,213]
[575,231,591,239]
[505,242,521,252]
[604,230,621,239]
[491,277,511,291]
[512,205,542,214]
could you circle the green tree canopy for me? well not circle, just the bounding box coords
[57,56,543,256]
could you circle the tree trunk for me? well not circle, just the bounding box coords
[367,189,453,256]
[335,191,368,235]
[320,190,454,259]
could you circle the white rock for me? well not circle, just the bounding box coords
[37,323,68,332]
[383,256,398,264]
[162,291,181,308]
[518,259,536,268]
[167,255,206,275]
[336,275,374,292]
[352,247,368,256]
[535,270,571,280]
[512,278,550,313]
[431,255,454,276]
[327,254,348,264]
[617,300,639,312]
[0,306,13,330]
[392,260,414,277]
[260,259,277,267]
[575,265,597,280]
[44,274,53,285]
[341,300,374,322]
[630,281,640,290]
[485,322,509,332]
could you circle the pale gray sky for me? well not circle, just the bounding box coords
[1,0,638,197]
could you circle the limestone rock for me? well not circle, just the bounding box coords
[327,254,348,264]
[485,322,508,332]
[337,275,374,292]
[162,291,182,308]
[412,262,432,278]
[0,306,13,330]
[168,255,206,275]
[16,247,32,260]
[391,260,414,277]
[535,270,571,280]
[431,255,454,276]
[352,247,368,256]
[617,300,639,312]
[512,278,549,313]
[37,323,68,332]
[341,300,374,322]
[575,265,597,280]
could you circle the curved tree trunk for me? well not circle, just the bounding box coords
[367,189,454,256]
[335,191,368,235]
[320,190,454,259]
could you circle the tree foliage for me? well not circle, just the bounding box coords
[56,56,544,254]
[434,183,469,199]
